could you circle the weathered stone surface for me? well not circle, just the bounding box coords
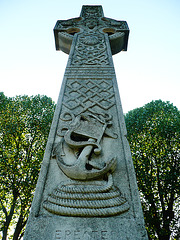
[24,5,148,240]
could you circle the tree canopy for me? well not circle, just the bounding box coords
[0,93,55,240]
[1,95,179,240]
[125,100,180,240]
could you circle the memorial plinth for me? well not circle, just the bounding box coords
[24,5,148,240]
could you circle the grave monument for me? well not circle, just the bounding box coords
[24,5,148,240]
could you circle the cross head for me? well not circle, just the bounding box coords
[54,5,129,57]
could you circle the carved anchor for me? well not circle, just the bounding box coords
[55,113,117,180]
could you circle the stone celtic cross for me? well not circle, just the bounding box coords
[24,5,148,240]
[54,5,129,66]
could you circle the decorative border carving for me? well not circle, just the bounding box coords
[65,68,115,76]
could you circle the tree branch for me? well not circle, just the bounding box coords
[0,198,8,219]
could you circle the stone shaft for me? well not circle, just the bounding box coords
[24,5,148,240]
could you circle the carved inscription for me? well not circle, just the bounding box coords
[55,229,126,240]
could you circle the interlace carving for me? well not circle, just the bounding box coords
[81,5,103,19]
[63,78,115,115]
[72,32,109,66]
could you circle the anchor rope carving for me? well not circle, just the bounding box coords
[54,112,117,180]
[56,174,114,193]
[43,174,129,217]
[44,111,130,217]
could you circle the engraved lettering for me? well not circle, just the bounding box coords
[55,230,62,239]
[92,230,98,239]
[111,231,116,240]
[83,231,91,240]
[65,230,71,239]
[101,230,108,239]
[55,229,120,240]
[74,230,81,240]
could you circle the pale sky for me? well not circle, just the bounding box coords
[0,0,179,113]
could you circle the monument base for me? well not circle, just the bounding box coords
[24,215,147,240]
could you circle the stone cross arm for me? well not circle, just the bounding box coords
[54,5,129,55]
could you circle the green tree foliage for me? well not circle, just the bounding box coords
[0,93,55,240]
[125,100,180,240]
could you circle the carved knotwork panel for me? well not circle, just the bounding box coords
[81,5,103,19]
[63,78,115,115]
[71,31,109,66]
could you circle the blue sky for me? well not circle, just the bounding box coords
[0,0,180,113]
